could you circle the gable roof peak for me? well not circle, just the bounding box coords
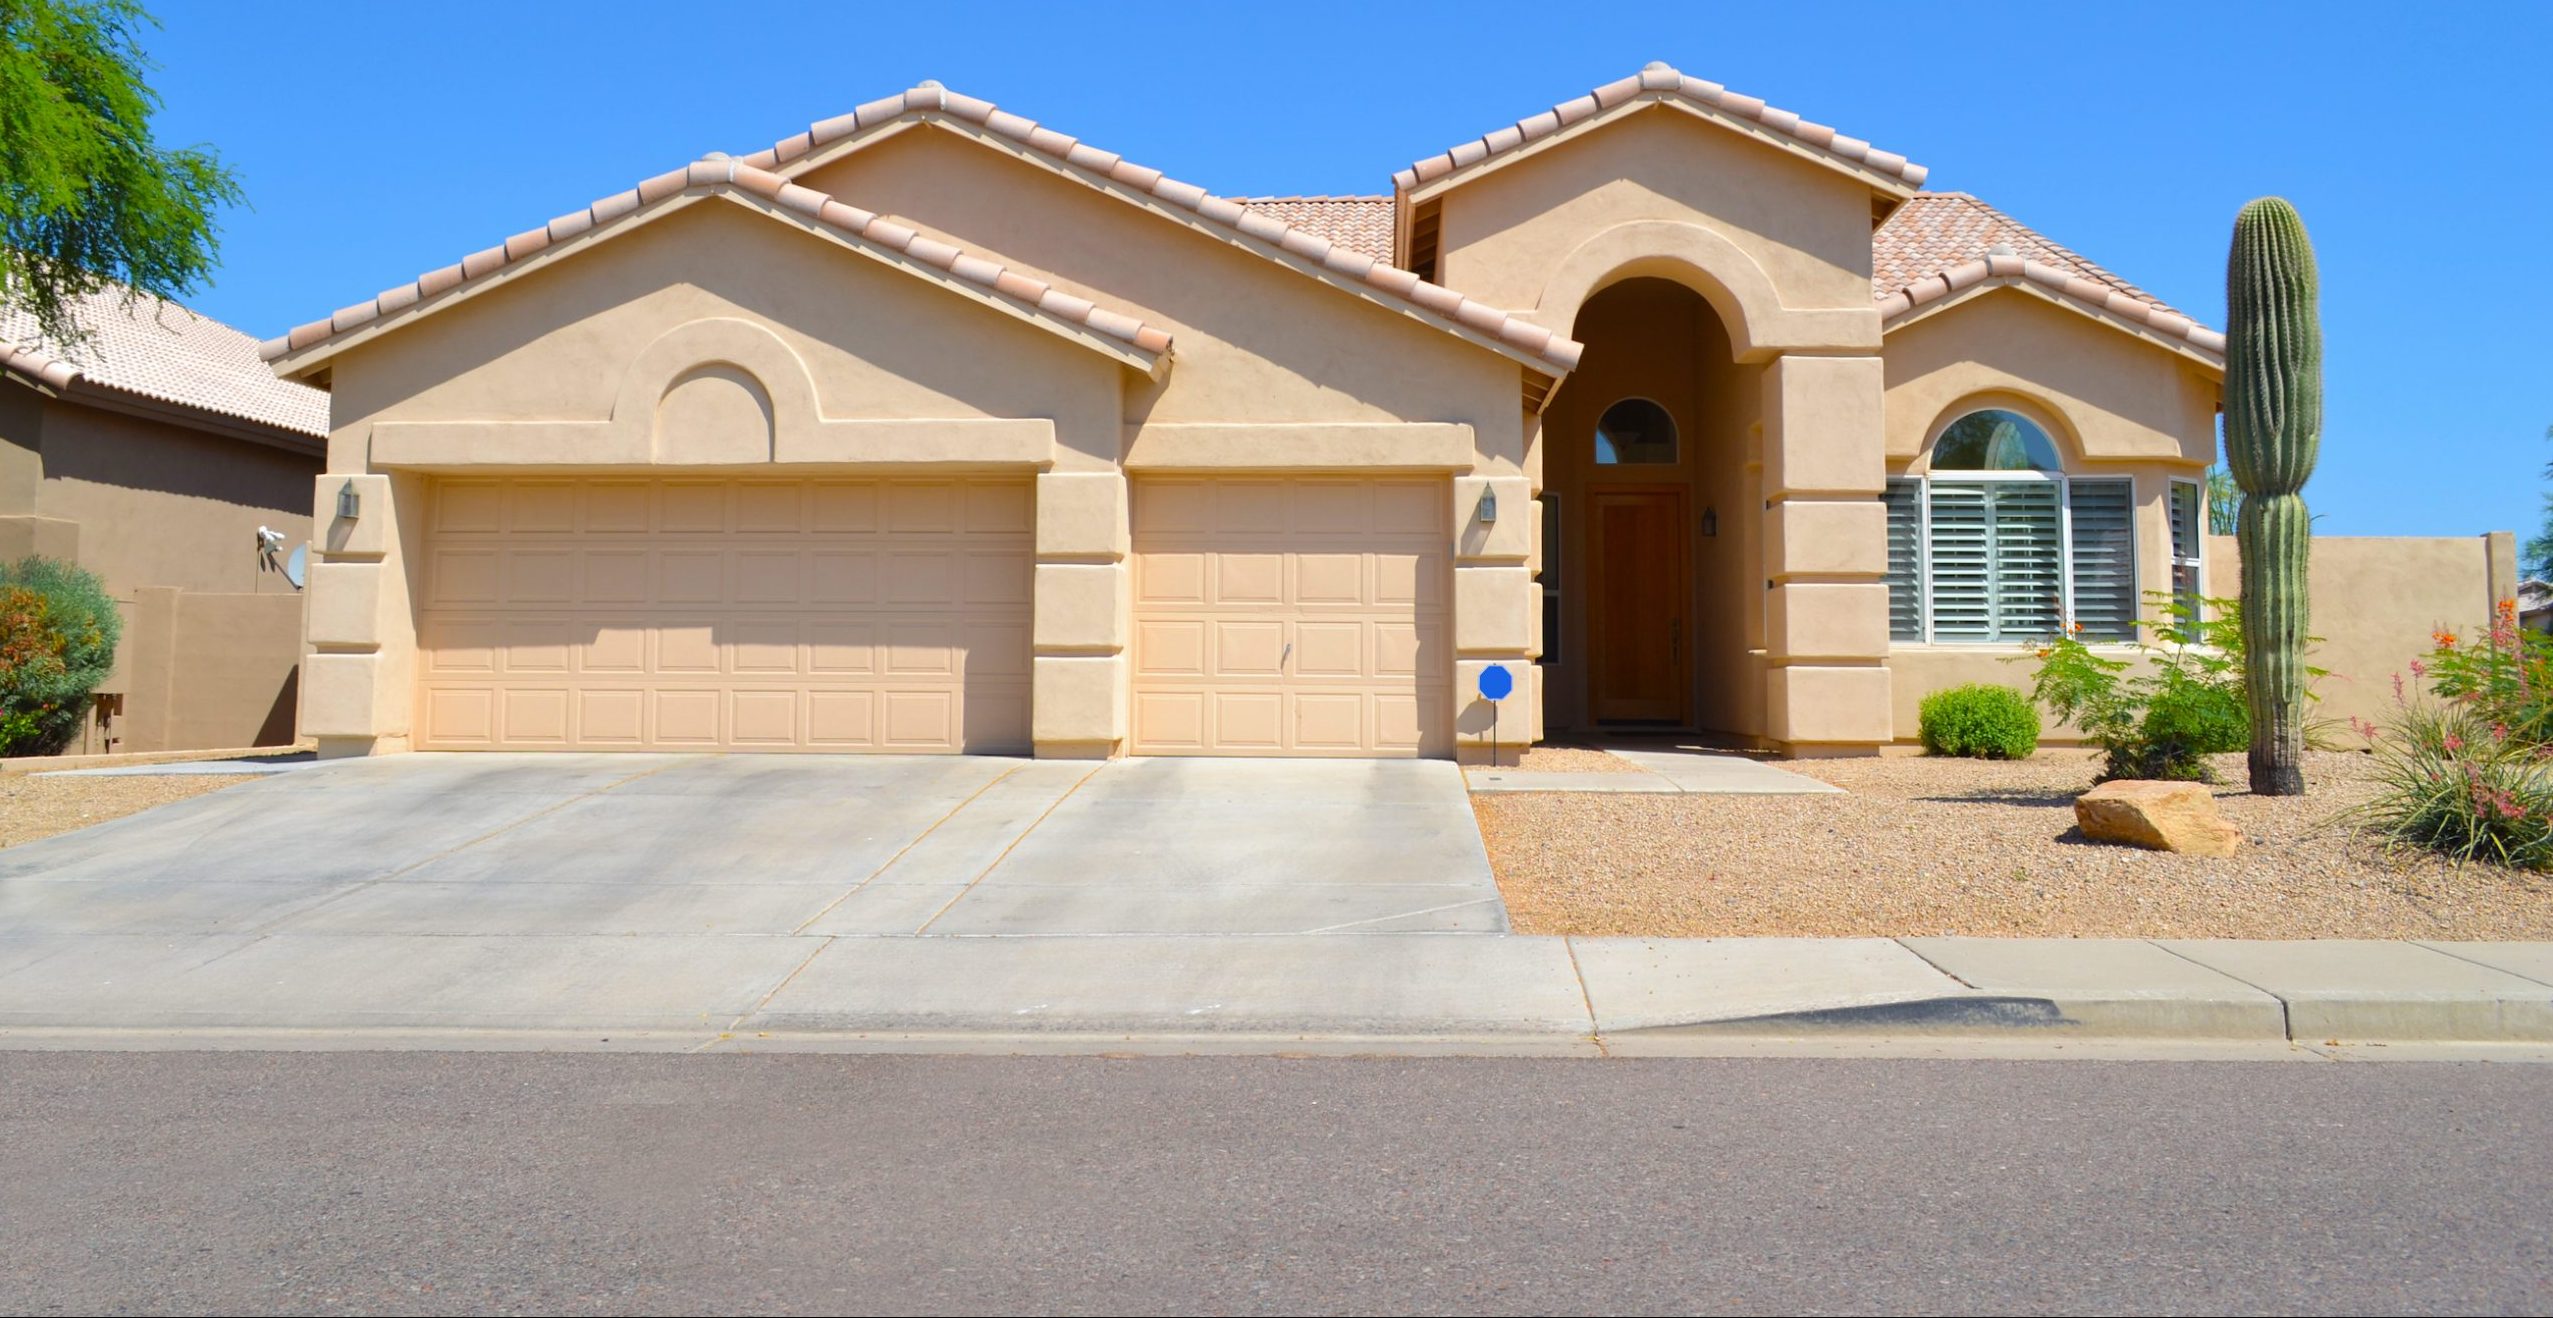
[1396,63,1928,196]
[743,81,1582,375]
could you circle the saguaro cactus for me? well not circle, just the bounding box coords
[2224,198,2321,796]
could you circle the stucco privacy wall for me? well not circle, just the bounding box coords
[792,124,1541,757]
[1885,535,2518,746]
[301,198,1144,757]
[1,390,313,751]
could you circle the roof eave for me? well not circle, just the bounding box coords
[1881,276,2226,376]
[1393,68,1929,206]
[265,186,1169,380]
[755,100,1582,377]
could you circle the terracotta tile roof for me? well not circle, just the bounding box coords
[739,84,1580,374]
[1872,192,2223,361]
[3,286,328,438]
[262,158,1172,370]
[1396,62,1927,195]
[1229,196,1395,266]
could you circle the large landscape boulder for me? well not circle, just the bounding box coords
[2074,780,2245,857]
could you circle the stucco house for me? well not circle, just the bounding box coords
[4,287,326,753]
[260,64,2266,761]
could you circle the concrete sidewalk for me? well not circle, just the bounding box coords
[5,931,2548,1053]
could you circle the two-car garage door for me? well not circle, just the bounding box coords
[415,477,1030,752]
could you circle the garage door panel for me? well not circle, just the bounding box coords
[577,690,646,745]
[417,476,1028,752]
[1132,476,1450,758]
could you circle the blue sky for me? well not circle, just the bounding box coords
[142,2,2549,539]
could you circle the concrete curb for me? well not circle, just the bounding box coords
[2,934,2547,1052]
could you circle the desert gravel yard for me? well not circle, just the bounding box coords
[0,773,261,849]
[1477,750,2553,940]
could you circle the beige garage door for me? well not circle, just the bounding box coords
[1131,476,1450,757]
[415,476,1030,752]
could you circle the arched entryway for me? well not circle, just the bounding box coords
[1539,276,1765,740]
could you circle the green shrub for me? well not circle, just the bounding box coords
[2357,696,2553,869]
[1919,683,2041,759]
[2021,592,2270,783]
[0,556,121,756]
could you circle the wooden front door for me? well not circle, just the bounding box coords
[1587,489,1688,724]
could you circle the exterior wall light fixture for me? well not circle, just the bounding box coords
[1478,484,1498,524]
[336,481,362,521]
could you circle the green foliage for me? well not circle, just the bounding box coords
[2524,423,2553,581]
[2224,196,2323,796]
[2417,600,2553,750]
[2357,697,2553,870]
[0,556,120,755]
[0,0,241,345]
[1918,683,2041,760]
[2356,603,2553,869]
[2019,593,2255,783]
[2204,464,2241,536]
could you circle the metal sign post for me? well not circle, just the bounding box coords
[1477,663,1514,769]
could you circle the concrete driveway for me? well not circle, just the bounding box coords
[0,753,1502,942]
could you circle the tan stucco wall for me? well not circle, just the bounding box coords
[1,386,315,752]
[320,200,1127,473]
[1883,288,2219,468]
[1885,534,2515,749]
[1432,106,1877,320]
[793,125,1529,470]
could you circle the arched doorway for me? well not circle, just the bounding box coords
[1539,276,1763,739]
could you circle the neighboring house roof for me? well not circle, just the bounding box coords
[2,286,328,440]
[262,158,1174,376]
[1872,191,2225,366]
[1395,62,1928,197]
[736,83,1581,376]
[1231,196,1395,266]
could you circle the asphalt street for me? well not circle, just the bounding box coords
[2,1053,2546,1315]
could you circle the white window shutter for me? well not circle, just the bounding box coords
[1926,483,1993,640]
[1993,482,2065,640]
[2068,479,2136,640]
[1883,480,1924,641]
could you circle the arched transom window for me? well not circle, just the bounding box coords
[1593,397,1676,465]
[1884,407,2137,644]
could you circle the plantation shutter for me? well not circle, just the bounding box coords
[1991,482,2065,640]
[2168,480,2203,632]
[1925,483,1993,640]
[2067,479,2137,640]
[1883,480,1924,640]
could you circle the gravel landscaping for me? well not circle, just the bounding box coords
[1504,745,1645,773]
[1477,750,2553,940]
[0,773,258,849]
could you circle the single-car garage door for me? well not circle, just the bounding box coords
[415,476,1030,752]
[1131,476,1450,757]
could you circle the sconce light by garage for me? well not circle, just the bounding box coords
[1477,484,1499,524]
[1701,505,1718,537]
[335,481,362,521]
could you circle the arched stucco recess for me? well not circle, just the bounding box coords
[362,314,1059,468]
[1532,221,1881,364]
[1907,389,2090,475]
[615,317,818,445]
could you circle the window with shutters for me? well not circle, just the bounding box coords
[2168,478,2204,636]
[1882,408,2139,644]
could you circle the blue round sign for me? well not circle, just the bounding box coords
[1477,663,1515,702]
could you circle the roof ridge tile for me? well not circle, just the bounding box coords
[263,163,1175,365]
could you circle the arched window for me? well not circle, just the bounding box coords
[1883,406,2137,644]
[1593,397,1676,465]
[1929,408,2062,472]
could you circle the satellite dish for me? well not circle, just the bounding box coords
[283,543,307,591]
